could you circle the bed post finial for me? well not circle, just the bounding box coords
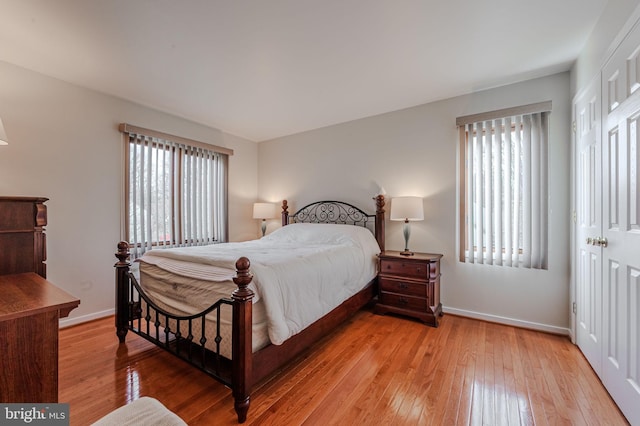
[114,241,131,343]
[232,257,254,423]
[374,194,386,252]
[281,200,289,227]
[233,257,254,299]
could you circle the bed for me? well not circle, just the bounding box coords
[114,196,386,423]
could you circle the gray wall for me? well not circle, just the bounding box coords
[2,0,638,331]
[0,61,259,325]
[571,0,640,97]
[259,73,572,332]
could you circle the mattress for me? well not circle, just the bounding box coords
[136,223,381,357]
[138,261,270,358]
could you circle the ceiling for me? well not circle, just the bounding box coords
[0,0,608,142]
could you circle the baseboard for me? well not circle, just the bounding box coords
[59,308,115,328]
[443,306,571,336]
[59,306,571,336]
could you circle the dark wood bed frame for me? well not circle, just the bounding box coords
[115,195,386,423]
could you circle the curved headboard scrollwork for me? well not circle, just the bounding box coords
[281,196,386,251]
[290,200,372,226]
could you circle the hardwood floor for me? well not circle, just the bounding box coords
[59,310,629,425]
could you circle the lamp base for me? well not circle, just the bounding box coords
[400,221,414,256]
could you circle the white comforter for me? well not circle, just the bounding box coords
[138,223,380,345]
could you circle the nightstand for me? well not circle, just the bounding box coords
[374,251,443,327]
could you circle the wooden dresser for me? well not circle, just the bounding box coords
[374,251,443,327]
[0,273,79,402]
[0,196,48,277]
[0,197,80,403]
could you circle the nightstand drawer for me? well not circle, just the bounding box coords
[379,292,428,311]
[380,259,428,280]
[375,251,442,327]
[379,278,426,298]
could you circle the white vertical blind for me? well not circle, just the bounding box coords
[124,130,228,259]
[458,104,550,269]
[512,115,522,265]
[494,118,503,265]
[504,117,513,266]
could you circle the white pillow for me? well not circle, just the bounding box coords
[264,222,380,254]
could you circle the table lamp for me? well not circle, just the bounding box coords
[253,202,276,236]
[390,196,424,256]
[0,117,8,145]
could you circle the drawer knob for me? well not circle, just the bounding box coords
[399,297,409,305]
[416,268,422,273]
[399,282,408,289]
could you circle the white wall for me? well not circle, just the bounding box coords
[259,72,571,332]
[571,0,640,97]
[0,61,258,325]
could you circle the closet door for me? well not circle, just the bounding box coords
[574,78,603,375]
[601,20,640,426]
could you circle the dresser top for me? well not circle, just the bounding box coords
[0,273,79,321]
[0,196,48,202]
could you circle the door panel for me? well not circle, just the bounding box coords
[601,20,640,426]
[575,79,603,374]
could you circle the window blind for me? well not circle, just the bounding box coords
[121,124,230,259]
[458,103,550,269]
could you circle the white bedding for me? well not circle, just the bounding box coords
[137,223,381,346]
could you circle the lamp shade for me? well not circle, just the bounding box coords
[390,196,424,221]
[0,118,8,145]
[252,202,276,219]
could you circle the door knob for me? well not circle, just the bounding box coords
[588,236,608,247]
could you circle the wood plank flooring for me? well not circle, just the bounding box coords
[58,310,629,425]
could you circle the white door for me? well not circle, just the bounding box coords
[574,77,603,375]
[601,21,640,426]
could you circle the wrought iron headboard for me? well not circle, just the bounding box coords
[281,197,386,251]
[288,200,374,227]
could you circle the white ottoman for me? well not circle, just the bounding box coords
[91,396,187,426]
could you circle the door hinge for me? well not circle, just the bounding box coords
[572,121,577,133]
[572,210,577,223]
[572,302,577,314]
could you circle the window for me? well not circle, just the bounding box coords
[120,124,232,259]
[457,102,550,269]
